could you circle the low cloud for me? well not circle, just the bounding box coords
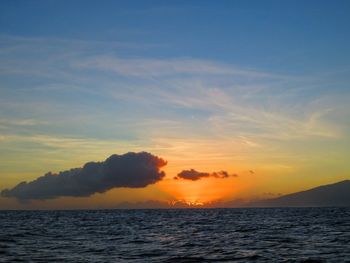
[175,169,237,181]
[1,152,167,201]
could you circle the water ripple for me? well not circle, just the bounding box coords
[0,208,350,262]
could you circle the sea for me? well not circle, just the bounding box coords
[0,208,349,262]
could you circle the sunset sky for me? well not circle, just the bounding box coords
[1,0,350,209]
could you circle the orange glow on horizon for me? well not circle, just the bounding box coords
[158,176,248,205]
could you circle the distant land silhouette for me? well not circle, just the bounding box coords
[114,180,350,209]
[251,180,350,207]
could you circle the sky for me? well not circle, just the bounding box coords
[0,0,350,209]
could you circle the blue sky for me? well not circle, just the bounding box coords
[0,0,350,208]
[1,0,350,74]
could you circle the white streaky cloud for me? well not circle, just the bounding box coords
[0,35,159,54]
[0,119,48,127]
[114,75,341,141]
[0,135,146,154]
[72,56,288,79]
[0,34,348,150]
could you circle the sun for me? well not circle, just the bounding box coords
[159,176,244,205]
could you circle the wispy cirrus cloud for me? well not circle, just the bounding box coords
[0,35,348,175]
[72,55,286,78]
[0,118,47,128]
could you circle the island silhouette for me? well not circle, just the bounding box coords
[252,180,350,207]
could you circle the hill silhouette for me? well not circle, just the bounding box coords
[252,180,350,207]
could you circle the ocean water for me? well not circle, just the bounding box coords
[0,208,349,262]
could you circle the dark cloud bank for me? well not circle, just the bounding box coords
[1,152,167,201]
[175,169,237,181]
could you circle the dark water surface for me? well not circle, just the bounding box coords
[0,208,350,262]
